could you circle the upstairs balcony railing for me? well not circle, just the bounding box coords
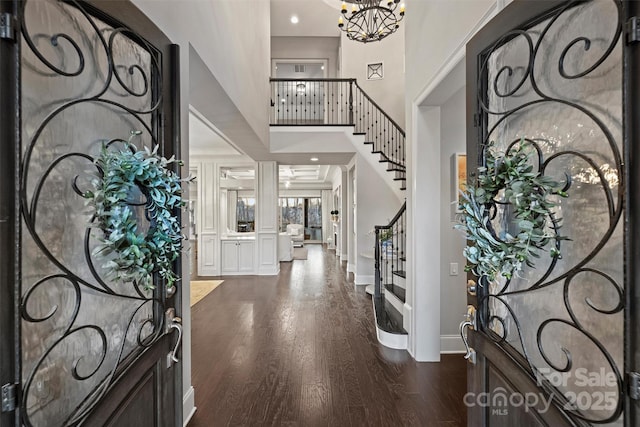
[270,78,405,172]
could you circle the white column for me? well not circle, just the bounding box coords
[321,189,331,247]
[347,164,356,274]
[197,161,218,276]
[340,169,348,262]
[407,105,441,361]
[256,161,279,275]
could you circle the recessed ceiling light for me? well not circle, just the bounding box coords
[310,157,319,162]
[290,15,299,24]
[285,181,291,188]
[321,65,325,70]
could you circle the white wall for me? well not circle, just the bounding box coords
[439,87,468,353]
[405,1,495,102]
[340,27,406,126]
[132,0,271,158]
[404,0,498,361]
[355,153,403,285]
[271,37,340,78]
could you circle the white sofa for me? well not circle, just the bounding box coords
[286,223,304,247]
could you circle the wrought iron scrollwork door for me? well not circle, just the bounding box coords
[0,0,182,425]
[465,0,637,425]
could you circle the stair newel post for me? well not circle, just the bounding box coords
[374,227,381,299]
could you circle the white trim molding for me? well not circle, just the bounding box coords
[183,386,196,427]
[440,335,466,354]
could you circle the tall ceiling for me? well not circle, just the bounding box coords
[187,0,351,185]
[270,0,341,37]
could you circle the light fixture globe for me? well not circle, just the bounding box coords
[338,0,405,43]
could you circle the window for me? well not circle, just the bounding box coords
[279,197,322,241]
[306,198,322,241]
[237,197,255,232]
[279,197,304,231]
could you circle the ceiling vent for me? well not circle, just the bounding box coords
[294,64,306,73]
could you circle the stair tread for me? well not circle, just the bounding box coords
[354,132,367,135]
[392,270,406,278]
[373,296,407,335]
[393,177,406,181]
[399,256,406,262]
[384,283,406,303]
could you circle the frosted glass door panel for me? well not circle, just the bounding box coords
[20,0,164,425]
[479,1,623,425]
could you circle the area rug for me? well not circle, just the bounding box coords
[293,247,308,260]
[190,280,224,306]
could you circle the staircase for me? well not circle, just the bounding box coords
[373,202,407,349]
[270,78,408,348]
[270,78,406,192]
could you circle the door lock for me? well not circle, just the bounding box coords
[467,280,477,296]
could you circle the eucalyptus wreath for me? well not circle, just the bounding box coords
[85,133,185,290]
[456,141,568,282]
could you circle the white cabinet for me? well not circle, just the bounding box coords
[237,241,254,272]
[221,239,255,274]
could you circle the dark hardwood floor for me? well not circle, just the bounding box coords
[188,244,467,426]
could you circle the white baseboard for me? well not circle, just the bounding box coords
[183,386,196,427]
[341,254,348,263]
[258,264,280,275]
[347,262,355,273]
[440,334,466,354]
[354,274,373,285]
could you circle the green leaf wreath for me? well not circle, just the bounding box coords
[84,133,185,290]
[455,141,569,282]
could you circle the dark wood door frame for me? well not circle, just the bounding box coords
[625,1,640,425]
[0,0,20,424]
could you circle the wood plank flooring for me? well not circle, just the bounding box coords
[188,244,467,426]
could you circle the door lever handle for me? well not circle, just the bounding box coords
[169,317,182,363]
[165,308,182,368]
[459,305,477,364]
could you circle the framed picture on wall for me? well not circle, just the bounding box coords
[452,153,467,211]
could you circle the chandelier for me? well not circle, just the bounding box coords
[338,0,405,43]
